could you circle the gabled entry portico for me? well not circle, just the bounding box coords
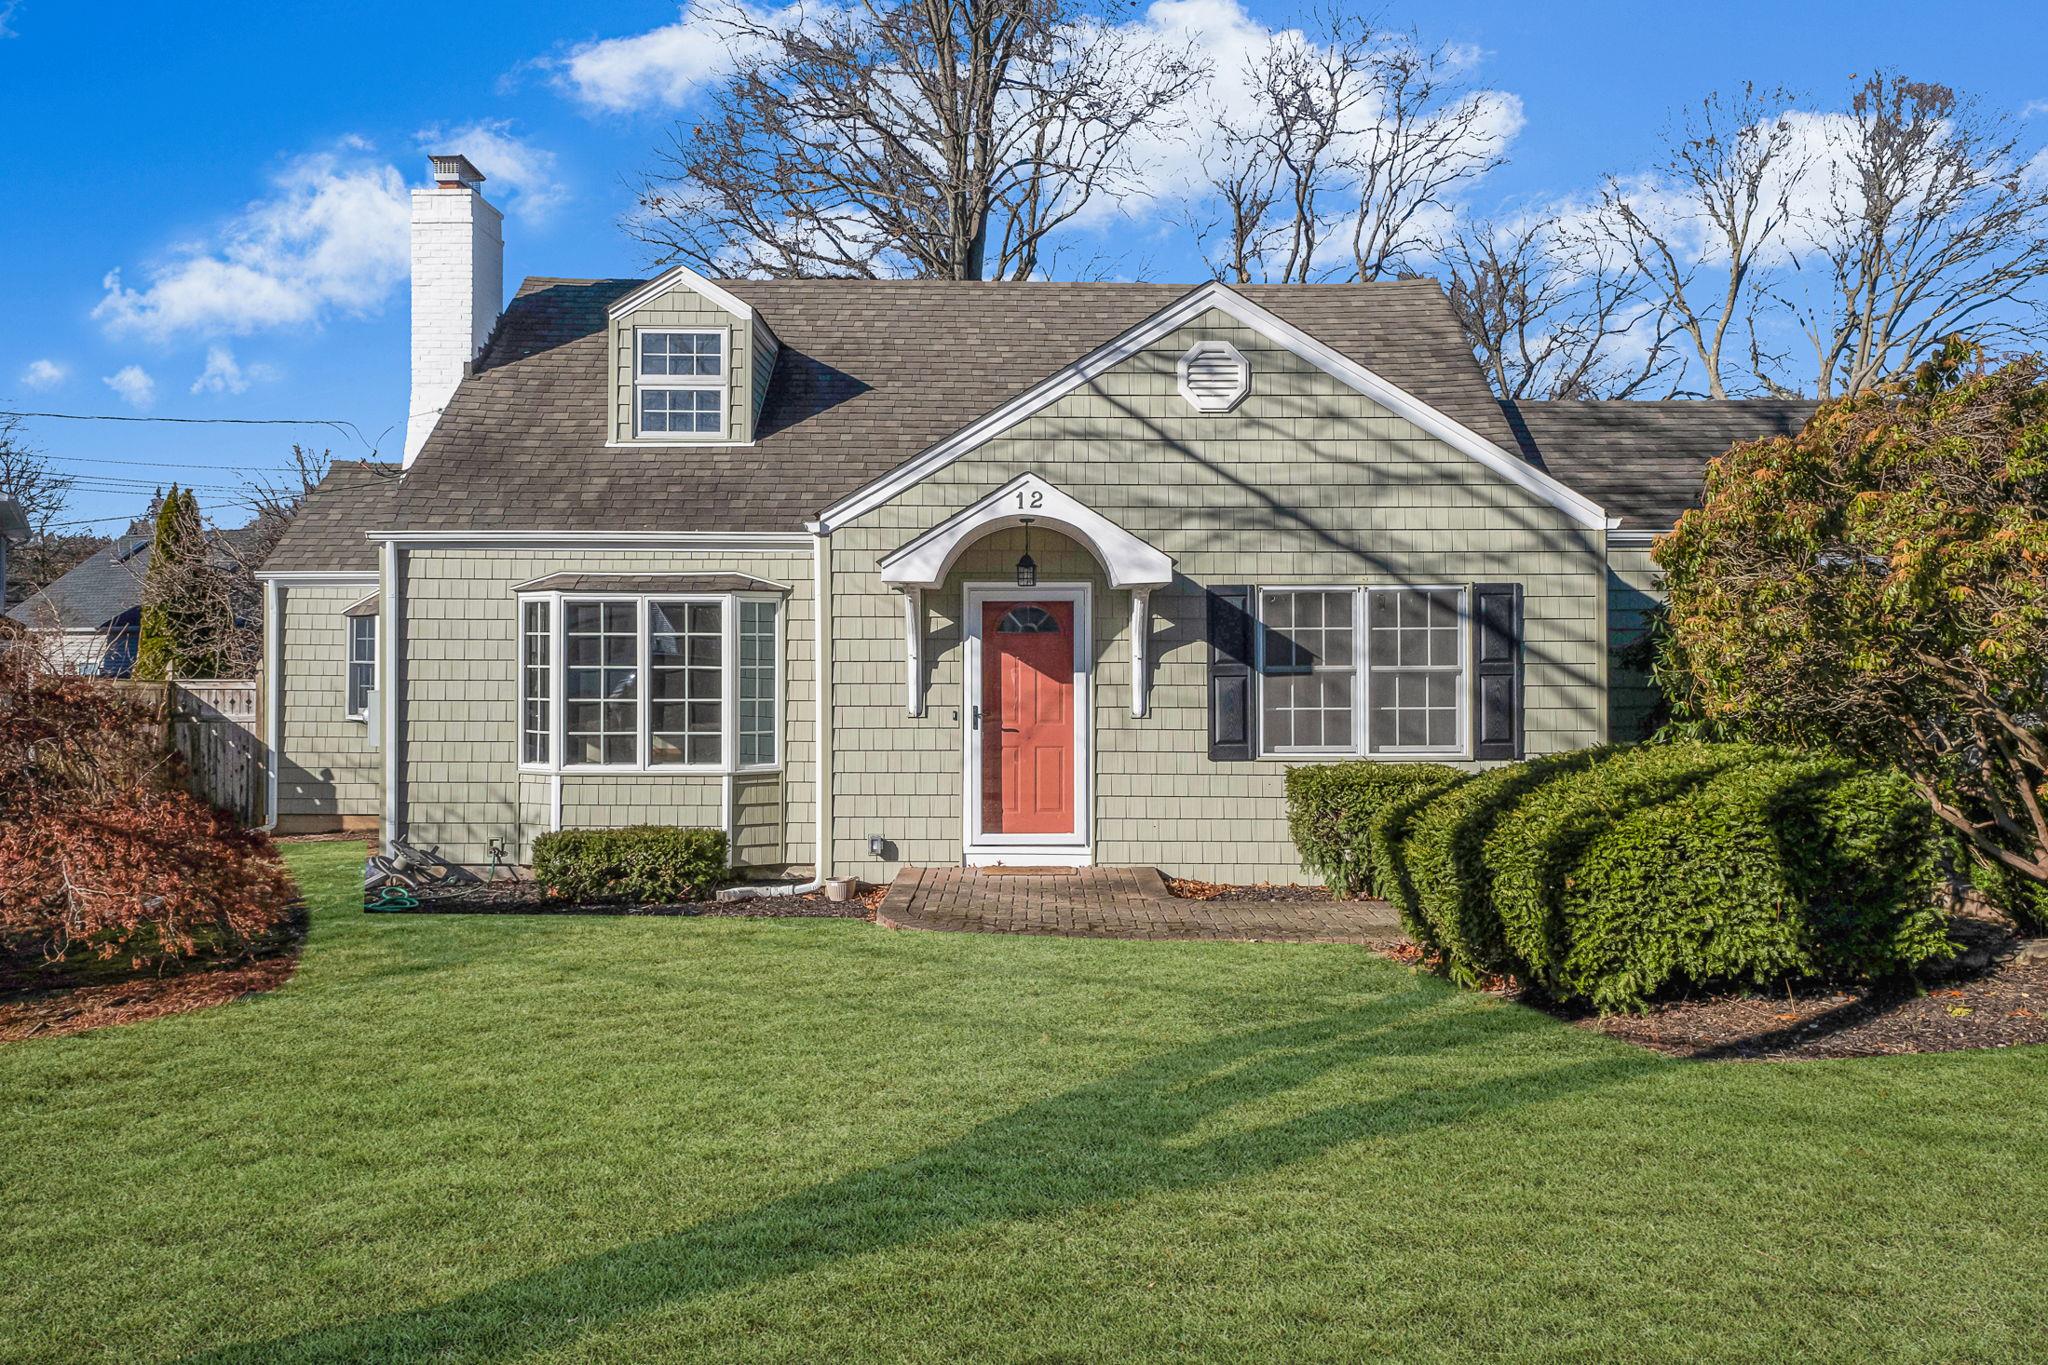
[879,473,1173,866]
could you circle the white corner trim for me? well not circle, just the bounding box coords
[1177,339,1250,412]
[379,540,402,855]
[877,473,1173,591]
[607,263,754,324]
[262,578,281,830]
[815,281,1609,532]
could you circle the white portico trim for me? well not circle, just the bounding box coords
[878,473,1173,718]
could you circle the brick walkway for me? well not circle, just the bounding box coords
[875,866,1403,945]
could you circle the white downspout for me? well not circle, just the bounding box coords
[379,539,402,854]
[261,578,282,829]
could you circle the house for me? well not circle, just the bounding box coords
[5,528,153,675]
[5,520,270,678]
[257,155,1814,883]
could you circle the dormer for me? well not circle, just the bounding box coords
[607,265,779,447]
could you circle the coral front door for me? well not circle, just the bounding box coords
[980,599,1076,836]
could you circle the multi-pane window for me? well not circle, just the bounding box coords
[521,600,550,765]
[1252,586,1468,758]
[521,593,782,773]
[565,601,640,766]
[1258,590,1356,753]
[650,601,723,766]
[1368,588,1464,752]
[346,614,377,719]
[738,599,778,767]
[635,330,725,436]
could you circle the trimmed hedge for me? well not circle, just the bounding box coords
[530,826,730,903]
[1286,762,1463,897]
[1371,743,1951,1012]
[1378,750,1606,985]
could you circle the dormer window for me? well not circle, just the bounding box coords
[635,329,726,437]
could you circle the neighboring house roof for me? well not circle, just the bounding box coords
[5,532,153,630]
[1499,399,1820,530]
[391,277,1522,536]
[5,522,274,631]
[259,461,403,575]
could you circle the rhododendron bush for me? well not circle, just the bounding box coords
[0,649,293,967]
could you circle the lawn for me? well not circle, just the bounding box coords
[3,843,2045,1362]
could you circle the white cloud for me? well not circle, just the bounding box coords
[92,147,410,342]
[189,344,277,396]
[555,2,808,111]
[102,365,156,410]
[416,119,569,218]
[0,1,19,39]
[19,358,67,390]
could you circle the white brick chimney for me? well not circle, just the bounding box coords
[404,154,503,467]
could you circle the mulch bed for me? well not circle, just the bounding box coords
[1165,876,1339,905]
[370,877,880,919]
[0,911,307,1044]
[1379,915,2048,1062]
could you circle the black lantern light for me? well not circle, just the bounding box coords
[1015,517,1038,587]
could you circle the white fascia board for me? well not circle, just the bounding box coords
[816,281,1609,533]
[253,571,380,585]
[877,472,1173,591]
[607,263,754,324]
[1607,527,1672,548]
[366,530,813,551]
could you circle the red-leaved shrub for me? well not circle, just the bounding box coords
[0,650,294,967]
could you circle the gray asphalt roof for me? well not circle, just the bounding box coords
[259,461,403,575]
[389,276,1522,536]
[1500,399,1820,529]
[5,532,153,630]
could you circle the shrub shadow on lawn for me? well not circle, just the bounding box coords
[192,989,1657,1363]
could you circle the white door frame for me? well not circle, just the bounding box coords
[962,581,1092,867]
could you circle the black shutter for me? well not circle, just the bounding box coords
[1473,583,1523,761]
[1207,585,1255,761]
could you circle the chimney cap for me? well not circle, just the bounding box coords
[428,154,486,190]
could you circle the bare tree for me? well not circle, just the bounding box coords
[1600,84,1808,398]
[0,416,84,604]
[1442,214,1680,399]
[1342,31,1509,281]
[232,445,331,567]
[633,0,1204,281]
[1792,74,2048,397]
[1187,13,1508,284]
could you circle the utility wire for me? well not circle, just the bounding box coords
[0,408,388,453]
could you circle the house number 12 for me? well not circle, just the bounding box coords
[1014,490,1044,509]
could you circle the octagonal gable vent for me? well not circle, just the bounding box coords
[1177,340,1250,413]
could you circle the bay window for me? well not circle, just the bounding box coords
[519,588,781,774]
[1256,585,1469,759]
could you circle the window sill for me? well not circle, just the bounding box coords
[520,764,785,778]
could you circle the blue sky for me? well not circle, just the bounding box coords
[2,0,2041,533]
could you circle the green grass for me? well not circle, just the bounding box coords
[3,842,2045,1363]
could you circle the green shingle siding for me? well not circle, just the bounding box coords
[276,582,381,821]
[397,547,814,869]
[829,308,1608,884]
[1607,545,1664,742]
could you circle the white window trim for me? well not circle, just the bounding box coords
[632,327,729,440]
[1254,585,1360,758]
[1253,584,1473,762]
[345,614,377,722]
[515,589,783,777]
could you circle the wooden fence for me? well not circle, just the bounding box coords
[107,679,266,826]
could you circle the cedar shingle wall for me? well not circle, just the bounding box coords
[399,548,813,868]
[1607,546,1664,742]
[277,582,381,821]
[831,308,1607,884]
